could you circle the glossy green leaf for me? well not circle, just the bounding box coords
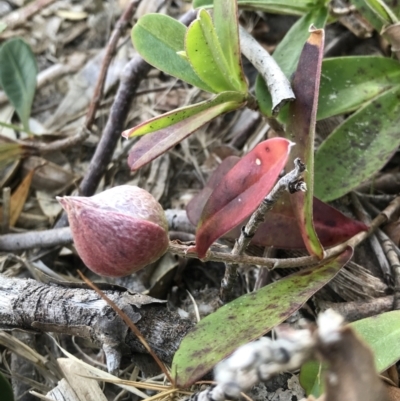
[125,92,246,171]
[315,84,400,202]
[285,56,400,122]
[185,10,239,92]
[0,371,14,401]
[131,14,213,93]
[287,28,325,258]
[0,38,37,131]
[256,6,328,118]
[213,0,247,92]
[172,247,352,388]
[193,0,316,15]
[318,56,400,120]
[300,310,400,396]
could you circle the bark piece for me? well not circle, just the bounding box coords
[0,275,194,370]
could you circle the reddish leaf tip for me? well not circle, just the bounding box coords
[194,137,292,258]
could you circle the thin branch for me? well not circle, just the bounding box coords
[351,192,392,283]
[85,0,142,131]
[234,158,306,254]
[23,0,141,155]
[239,26,295,114]
[170,194,400,268]
[2,197,400,271]
[219,158,306,302]
[0,227,72,251]
[78,271,174,383]
[78,9,198,198]
[1,0,56,30]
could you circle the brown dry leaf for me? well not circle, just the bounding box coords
[382,23,400,59]
[148,253,179,299]
[44,378,80,401]
[144,153,170,201]
[318,326,390,401]
[0,169,35,227]
[0,159,20,188]
[384,365,399,387]
[22,156,77,192]
[387,386,400,401]
[45,45,129,130]
[57,358,108,401]
[56,10,88,21]
[383,219,400,246]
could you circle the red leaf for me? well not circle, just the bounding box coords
[195,137,292,258]
[187,157,368,250]
[287,28,325,258]
[124,92,246,171]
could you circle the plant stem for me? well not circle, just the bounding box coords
[219,158,306,303]
[170,194,400,268]
[239,26,295,114]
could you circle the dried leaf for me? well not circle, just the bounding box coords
[0,169,35,226]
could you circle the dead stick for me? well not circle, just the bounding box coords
[78,271,174,384]
[1,0,56,30]
[25,0,141,155]
[2,197,400,270]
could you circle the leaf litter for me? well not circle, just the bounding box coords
[0,1,400,401]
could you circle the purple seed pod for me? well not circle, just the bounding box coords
[57,185,169,277]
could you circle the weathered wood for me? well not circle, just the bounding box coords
[0,275,194,372]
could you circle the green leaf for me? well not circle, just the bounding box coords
[123,91,246,138]
[300,310,400,396]
[172,247,352,388]
[213,0,247,92]
[0,38,37,132]
[274,7,328,78]
[318,56,400,120]
[256,6,328,118]
[125,92,247,171]
[185,10,239,92]
[131,14,213,93]
[350,0,387,31]
[299,360,325,397]
[0,371,14,401]
[193,0,316,15]
[352,310,400,372]
[315,84,400,202]
[287,28,325,258]
[365,0,397,23]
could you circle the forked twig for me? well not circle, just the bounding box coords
[220,158,306,303]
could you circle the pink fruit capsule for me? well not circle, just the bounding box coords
[57,185,169,277]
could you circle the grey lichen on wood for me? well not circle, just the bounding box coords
[0,275,194,372]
